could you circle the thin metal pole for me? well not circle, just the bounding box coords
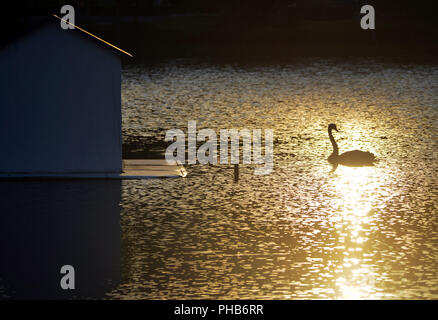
[234,164,239,182]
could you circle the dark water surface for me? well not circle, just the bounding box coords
[111,59,438,299]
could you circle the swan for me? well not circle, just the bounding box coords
[327,123,375,171]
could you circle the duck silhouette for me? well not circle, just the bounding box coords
[327,124,375,172]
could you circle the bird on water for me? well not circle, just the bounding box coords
[327,123,376,172]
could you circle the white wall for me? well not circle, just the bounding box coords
[0,22,122,174]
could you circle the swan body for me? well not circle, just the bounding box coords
[327,124,375,171]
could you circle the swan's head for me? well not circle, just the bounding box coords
[328,123,338,132]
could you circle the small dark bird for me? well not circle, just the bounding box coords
[327,124,376,172]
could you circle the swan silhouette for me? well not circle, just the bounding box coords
[327,123,375,172]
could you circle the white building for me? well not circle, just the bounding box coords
[0,17,128,177]
[0,16,185,179]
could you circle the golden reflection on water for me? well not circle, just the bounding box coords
[109,61,438,300]
[330,166,381,299]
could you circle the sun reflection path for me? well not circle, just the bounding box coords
[329,166,386,299]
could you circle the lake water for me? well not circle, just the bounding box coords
[109,59,438,299]
[1,59,436,299]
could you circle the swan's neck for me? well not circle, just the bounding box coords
[329,128,339,156]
